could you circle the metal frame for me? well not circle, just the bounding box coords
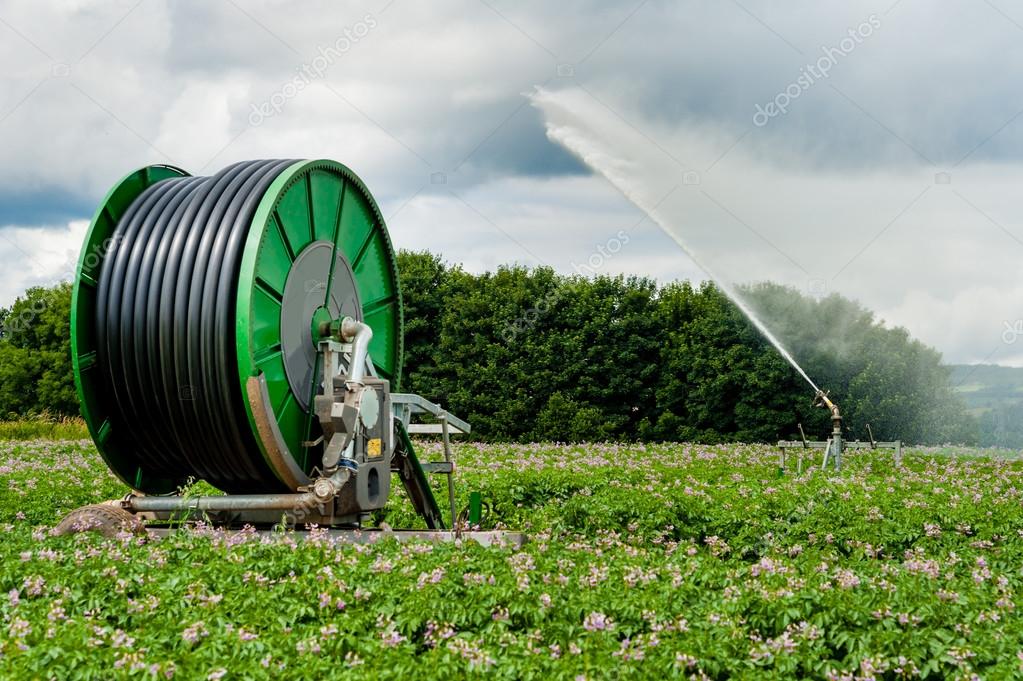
[391,393,471,434]
[778,436,903,473]
[110,343,474,533]
[391,393,469,529]
[778,395,903,474]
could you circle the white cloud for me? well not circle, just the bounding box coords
[385,173,700,281]
[0,220,88,303]
[1,0,1023,367]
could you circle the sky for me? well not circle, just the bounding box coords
[1,0,1022,366]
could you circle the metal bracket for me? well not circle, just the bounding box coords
[778,438,903,474]
[391,393,471,434]
[390,393,469,527]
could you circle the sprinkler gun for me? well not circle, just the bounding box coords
[777,390,903,475]
[813,389,841,426]
[813,389,843,470]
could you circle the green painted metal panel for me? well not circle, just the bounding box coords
[275,178,313,255]
[250,285,283,352]
[338,190,375,264]
[236,160,404,487]
[353,234,390,304]
[255,217,294,295]
[71,164,189,494]
[309,169,345,243]
[275,393,308,464]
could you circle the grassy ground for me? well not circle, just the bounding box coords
[0,416,89,441]
[2,439,1023,679]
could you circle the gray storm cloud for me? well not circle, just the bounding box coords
[2,0,1022,364]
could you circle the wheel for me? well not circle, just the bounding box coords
[52,503,146,538]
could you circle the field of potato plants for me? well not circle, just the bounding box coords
[2,439,1023,679]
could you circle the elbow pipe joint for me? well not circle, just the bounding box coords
[338,317,373,386]
[814,389,842,427]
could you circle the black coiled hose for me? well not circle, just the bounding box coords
[95,160,297,493]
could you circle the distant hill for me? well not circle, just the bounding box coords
[949,364,1023,448]
[949,364,1023,410]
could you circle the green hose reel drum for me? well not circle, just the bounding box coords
[71,160,404,495]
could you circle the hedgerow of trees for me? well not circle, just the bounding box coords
[0,282,77,417]
[397,251,975,445]
[0,252,976,445]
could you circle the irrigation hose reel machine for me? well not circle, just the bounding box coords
[65,159,514,544]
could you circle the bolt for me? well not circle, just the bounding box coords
[313,478,335,500]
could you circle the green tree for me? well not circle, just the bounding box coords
[741,283,976,444]
[644,282,811,443]
[0,282,77,417]
[0,255,978,446]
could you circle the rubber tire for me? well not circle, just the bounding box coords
[52,504,146,538]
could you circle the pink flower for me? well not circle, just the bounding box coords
[583,611,612,632]
[181,621,208,645]
[835,569,861,589]
[381,629,406,647]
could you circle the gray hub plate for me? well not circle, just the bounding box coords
[280,240,361,411]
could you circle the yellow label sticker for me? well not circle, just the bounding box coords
[367,438,382,457]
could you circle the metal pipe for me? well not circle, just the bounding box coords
[129,494,319,512]
[339,317,373,386]
[814,389,843,470]
[125,469,352,513]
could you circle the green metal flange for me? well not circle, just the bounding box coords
[236,160,404,488]
[71,164,190,493]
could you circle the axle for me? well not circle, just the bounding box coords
[125,468,352,514]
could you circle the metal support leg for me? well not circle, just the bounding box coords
[440,413,457,528]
